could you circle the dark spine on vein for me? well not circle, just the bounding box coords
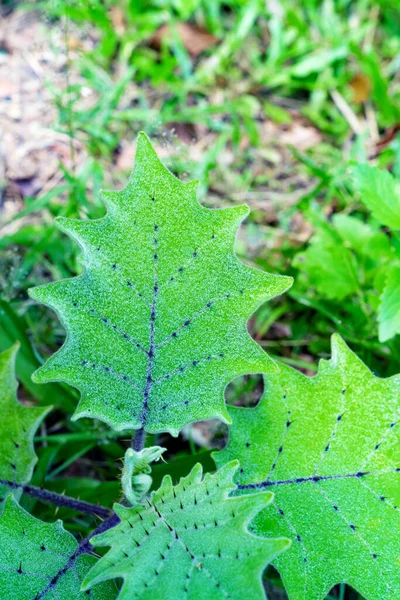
[133,222,160,451]
[34,513,120,600]
[237,470,381,490]
[0,479,111,518]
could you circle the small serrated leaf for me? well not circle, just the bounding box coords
[293,231,358,301]
[0,343,51,509]
[353,164,400,230]
[215,335,400,600]
[0,495,117,599]
[29,133,291,435]
[82,461,290,600]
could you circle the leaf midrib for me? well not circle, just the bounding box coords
[237,466,400,490]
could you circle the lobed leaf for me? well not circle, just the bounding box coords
[0,495,116,599]
[0,343,51,510]
[29,133,291,435]
[83,461,290,600]
[215,335,400,600]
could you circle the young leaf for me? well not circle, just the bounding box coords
[378,264,400,342]
[332,213,391,260]
[0,495,116,599]
[121,445,166,505]
[0,343,51,510]
[29,133,291,435]
[82,461,290,600]
[215,335,400,600]
[293,232,358,301]
[353,164,400,230]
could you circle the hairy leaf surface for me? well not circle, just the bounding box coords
[215,335,400,600]
[29,133,291,435]
[0,343,50,510]
[0,495,116,599]
[83,461,290,600]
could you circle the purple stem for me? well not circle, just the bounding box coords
[132,427,146,451]
[35,512,120,600]
[0,479,111,518]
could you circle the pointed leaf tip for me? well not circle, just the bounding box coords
[135,131,162,165]
[0,341,19,368]
[330,332,348,356]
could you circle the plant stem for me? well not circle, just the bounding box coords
[132,427,146,451]
[35,512,120,600]
[0,479,111,518]
[88,511,120,539]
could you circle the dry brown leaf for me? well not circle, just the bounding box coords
[262,118,322,151]
[375,124,400,153]
[349,73,371,103]
[109,6,126,35]
[67,36,82,51]
[151,22,218,57]
[165,122,197,143]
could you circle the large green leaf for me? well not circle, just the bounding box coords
[378,264,400,342]
[215,335,400,600]
[83,461,290,600]
[353,164,400,230]
[29,133,291,435]
[0,343,51,509]
[0,495,116,599]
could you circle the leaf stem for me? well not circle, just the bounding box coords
[132,427,146,451]
[0,479,111,518]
